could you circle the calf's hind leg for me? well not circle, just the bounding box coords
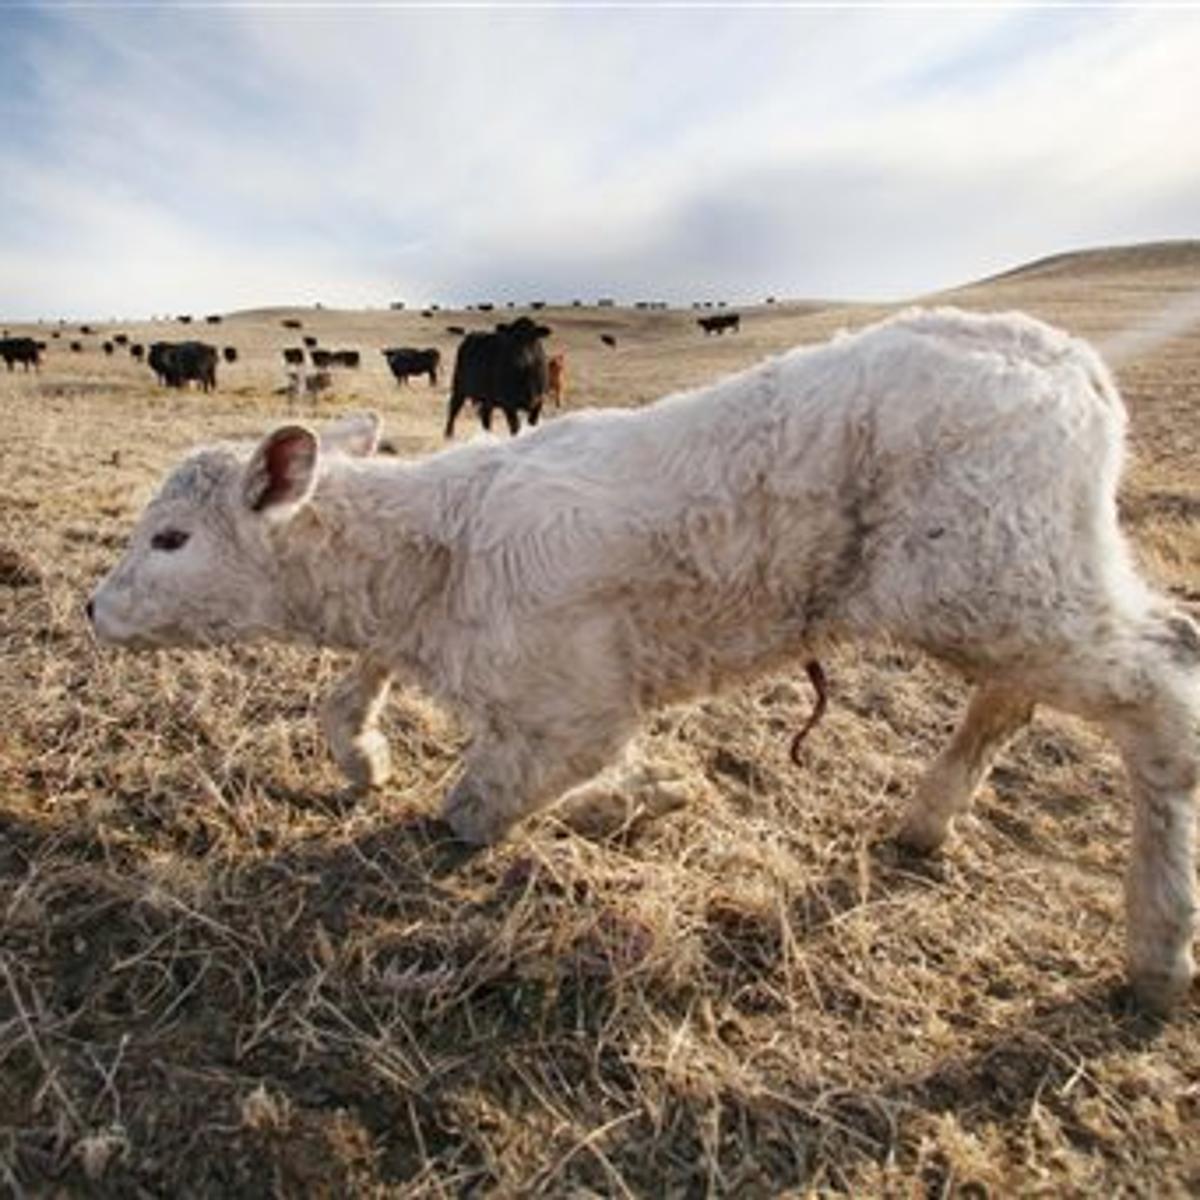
[321,656,394,789]
[1026,612,1199,1014]
[898,684,1034,853]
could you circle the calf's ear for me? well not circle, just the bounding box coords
[243,425,319,519]
[321,411,381,458]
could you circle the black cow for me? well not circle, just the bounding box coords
[310,349,333,368]
[282,318,303,330]
[303,335,318,349]
[600,334,617,349]
[697,312,740,335]
[383,347,440,387]
[0,337,42,371]
[148,341,218,391]
[333,350,360,368]
[445,317,551,438]
[282,347,305,366]
[205,314,223,324]
[102,341,115,356]
[222,346,238,364]
[130,344,145,360]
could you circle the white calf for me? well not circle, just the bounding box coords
[89,307,1200,1013]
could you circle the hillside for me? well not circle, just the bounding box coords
[2,243,1200,1195]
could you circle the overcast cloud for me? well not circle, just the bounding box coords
[2,4,1198,318]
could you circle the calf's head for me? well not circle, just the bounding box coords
[89,412,380,648]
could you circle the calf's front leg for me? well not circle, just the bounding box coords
[444,715,635,845]
[321,655,394,789]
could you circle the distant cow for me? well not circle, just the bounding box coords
[698,313,740,335]
[445,317,551,438]
[600,334,617,349]
[0,337,42,371]
[113,333,129,346]
[222,346,238,364]
[177,315,193,325]
[286,369,332,399]
[446,325,467,337]
[205,314,223,324]
[102,341,115,356]
[130,344,145,360]
[282,318,303,330]
[303,335,318,349]
[383,347,440,387]
[148,341,218,391]
[547,353,566,407]
[316,349,359,369]
[282,348,305,366]
[70,341,83,353]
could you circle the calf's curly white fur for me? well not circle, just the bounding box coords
[90,307,1200,1014]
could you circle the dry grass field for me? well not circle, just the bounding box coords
[3,243,1200,1196]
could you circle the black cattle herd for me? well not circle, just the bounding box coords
[2,302,746,438]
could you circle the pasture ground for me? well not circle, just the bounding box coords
[2,244,1200,1195]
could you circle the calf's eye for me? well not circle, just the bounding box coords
[151,529,190,552]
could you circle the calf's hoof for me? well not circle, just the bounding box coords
[334,730,393,790]
[1129,959,1194,1019]
[442,780,515,846]
[894,812,950,856]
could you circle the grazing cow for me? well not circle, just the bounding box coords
[114,333,129,346]
[0,337,42,371]
[69,341,83,353]
[600,334,617,349]
[547,353,566,407]
[382,347,440,387]
[282,318,303,330]
[89,308,1200,1016]
[282,348,305,367]
[148,341,218,391]
[102,341,115,356]
[177,315,193,324]
[80,325,93,334]
[130,344,145,361]
[205,314,223,324]
[310,349,333,369]
[445,316,551,437]
[223,346,238,364]
[303,335,318,349]
[446,326,467,337]
[332,350,360,369]
[698,313,741,335]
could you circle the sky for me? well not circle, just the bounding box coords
[2,2,1199,319]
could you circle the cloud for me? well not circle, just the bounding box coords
[2,6,1198,317]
